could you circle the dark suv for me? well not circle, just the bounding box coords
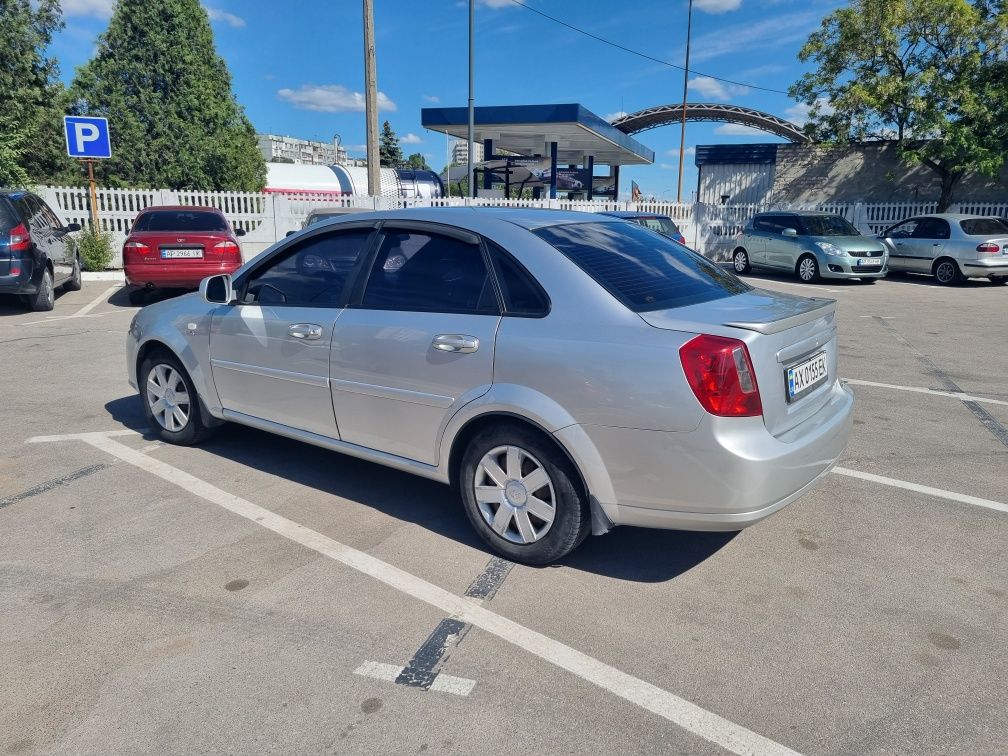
[0,191,82,311]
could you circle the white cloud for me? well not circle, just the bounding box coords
[603,110,628,122]
[400,133,422,144]
[478,0,514,6]
[783,98,834,125]
[423,95,440,103]
[205,6,246,27]
[61,0,114,17]
[694,0,742,12]
[666,146,696,157]
[688,76,748,101]
[689,11,819,62]
[277,84,397,113]
[713,124,767,136]
[659,163,678,170]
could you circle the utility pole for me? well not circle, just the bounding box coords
[677,0,693,204]
[363,0,380,196]
[467,0,475,198]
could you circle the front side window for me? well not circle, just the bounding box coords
[797,215,860,237]
[242,229,371,307]
[885,220,918,239]
[135,210,229,232]
[361,231,498,314]
[534,221,749,312]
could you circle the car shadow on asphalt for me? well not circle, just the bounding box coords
[105,395,736,583]
[105,286,190,308]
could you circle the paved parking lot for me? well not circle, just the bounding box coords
[1,273,1005,755]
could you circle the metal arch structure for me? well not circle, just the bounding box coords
[612,103,812,144]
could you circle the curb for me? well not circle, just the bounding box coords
[83,271,126,282]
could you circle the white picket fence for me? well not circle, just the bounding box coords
[40,185,1008,267]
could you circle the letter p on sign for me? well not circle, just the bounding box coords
[63,116,112,159]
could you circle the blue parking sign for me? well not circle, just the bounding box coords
[63,116,112,159]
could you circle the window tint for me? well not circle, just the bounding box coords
[911,218,950,239]
[14,197,34,226]
[755,215,797,234]
[242,229,371,307]
[635,217,681,237]
[533,221,749,312]
[36,199,63,230]
[960,218,1008,236]
[135,210,229,232]
[486,240,549,316]
[752,216,773,232]
[796,215,859,236]
[886,220,918,238]
[0,199,17,232]
[361,231,498,313]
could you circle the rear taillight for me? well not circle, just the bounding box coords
[679,334,763,417]
[977,242,1001,255]
[9,223,31,253]
[212,240,241,260]
[123,240,151,259]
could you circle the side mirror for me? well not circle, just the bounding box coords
[65,222,82,232]
[234,227,246,237]
[285,230,297,237]
[200,274,234,305]
[782,228,797,237]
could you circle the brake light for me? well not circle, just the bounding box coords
[123,240,151,258]
[679,334,763,417]
[977,242,1001,255]
[9,223,31,253]
[212,239,241,260]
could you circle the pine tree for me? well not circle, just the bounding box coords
[68,0,266,190]
[379,121,404,168]
[0,0,75,184]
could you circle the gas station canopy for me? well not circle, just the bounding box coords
[421,103,654,166]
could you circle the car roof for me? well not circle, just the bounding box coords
[342,206,623,231]
[0,190,31,200]
[754,210,843,217]
[910,213,1001,221]
[137,205,227,214]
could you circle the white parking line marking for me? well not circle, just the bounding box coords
[354,661,476,697]
[29,431,801,756]
[845,378,1008,407]
[74,285,121,317]
[22,309,133,326]
[832,467,1008,515]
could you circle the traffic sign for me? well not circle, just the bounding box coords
[63,116,112,159]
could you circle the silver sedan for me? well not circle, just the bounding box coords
[879,214,1008,285]
[126,208,853,564]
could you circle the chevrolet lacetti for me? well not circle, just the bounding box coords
[126,208,854,564]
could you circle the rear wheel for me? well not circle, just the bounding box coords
[459,424,589,565]
[28,269,55,311]
[797,255,820,283]
[732,248,751,274]
[933,258,962,285]
[64,256,82,291]
[140,352,214,445]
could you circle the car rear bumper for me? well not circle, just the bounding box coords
[562,379,854,531]
[962,259,1008,278]
[0,260,40,295]
[125,261,240,289]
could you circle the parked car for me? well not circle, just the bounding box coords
[878,214,1008,285]
[0,190,82,311]
[123,206,245,305]
[127,208,853,564]
[285,207,372,237]
[734,212,888,283]
[601,211,687,245]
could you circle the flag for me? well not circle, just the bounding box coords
[631,180,641,202]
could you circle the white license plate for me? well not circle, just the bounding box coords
[161,248,203,259]
[856,257,880,266]
[786,351,828,402]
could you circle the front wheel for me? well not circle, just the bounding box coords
[934,258,962,285]
[459,424,590,565]
[139,352,214,445]
[732,248,751,274]
[797,255,820,283]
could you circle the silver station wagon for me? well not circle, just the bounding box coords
[127,208,854,564]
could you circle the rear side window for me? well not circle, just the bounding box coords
[960,218,1008,236]
[486,240,549,317]
[0,199,18,232]
[534,221,750,312]
[135,210,229,232]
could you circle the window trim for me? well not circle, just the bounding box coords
[484,237,551,319]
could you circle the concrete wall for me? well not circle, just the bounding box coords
[770,142,1008,205]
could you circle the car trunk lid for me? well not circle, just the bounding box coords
[127,230,235,262]
[639,289,838,437]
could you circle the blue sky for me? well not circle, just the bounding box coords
[51,0,843,199]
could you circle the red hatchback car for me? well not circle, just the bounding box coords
[124,206,244,304]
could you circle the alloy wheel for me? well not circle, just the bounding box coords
[799,258,817,282]
[734,251,748,272]
[474,445,556,545]
[936,261,957,284]
[146,364,191,432]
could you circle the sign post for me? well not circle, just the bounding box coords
[63,116,112,230]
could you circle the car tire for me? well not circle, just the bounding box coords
[796,255,820,283]
[28,268,55,311]
[459,424,590,566]
[128,287,147,306]
[933,258,962,285]
[989,276,1007,285]
[64,256,82,291]
[139,351,214,446]
[732,248,751,274]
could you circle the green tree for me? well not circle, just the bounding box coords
[379,121,404,167]
[68,0,266,190]
[406,152,430,170]
[0,0,76,184]
[790,0,1008,210]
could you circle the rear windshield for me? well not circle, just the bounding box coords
[534,221,749,312]
[134,210,229,232]
[797,215,860,237]
[960,218,1008,236]
[633,216,681,237]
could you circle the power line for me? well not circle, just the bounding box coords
[506,0,790,96]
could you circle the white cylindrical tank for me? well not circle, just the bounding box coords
[265,163,443,199]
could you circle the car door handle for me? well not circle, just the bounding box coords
[432,334,479,353]
[288,323,323,340]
